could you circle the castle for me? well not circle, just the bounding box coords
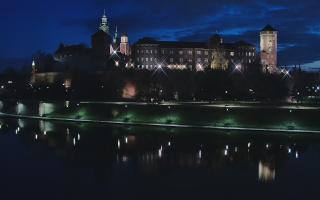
[32,11,278,85]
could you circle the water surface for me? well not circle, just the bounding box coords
[0,117,319,199]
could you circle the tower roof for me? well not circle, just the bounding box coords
[261,24,277,32]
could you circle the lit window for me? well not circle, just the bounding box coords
[179,58,183,62]
[230,52,235,56]
[150,50,153,54]
[179,50,183,55]
[196,50,201,55]
[150,58,153,62]
[141,57,144,61]
[146,58,149,62]
[188,50,193,55]
[204,58,209,63]
[188,59,193,63]
[204,51,208,55]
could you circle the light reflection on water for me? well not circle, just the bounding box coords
[0,117,320,199]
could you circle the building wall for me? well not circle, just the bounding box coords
[133,42,256,71]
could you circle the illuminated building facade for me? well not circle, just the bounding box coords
[133,35,256,71]
[260,25,278,73]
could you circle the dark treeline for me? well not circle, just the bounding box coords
[0,66,296,102]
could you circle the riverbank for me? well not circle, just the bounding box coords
[1,100,320,133]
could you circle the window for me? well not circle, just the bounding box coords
[188,59,193,63]
[170,58,174,62]
[150,58,153,62]
[179,50,183,55]
[137,58,140,62]
[179,58,183,62]
[230,52,235,56]
[146,58,149,62]
[150,50,153,54]
[170,50,174,54]
[196,50,201,55]
[204,58,209,63]
[155,50,158,54]
[197,58,201,62]
[188,50,193,55]
[204,51,208,55]
[162,50,165,54]
[141,57,144,61]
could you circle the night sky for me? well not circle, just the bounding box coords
[1,0,320,70]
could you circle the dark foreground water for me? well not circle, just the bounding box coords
[1,117,320,200]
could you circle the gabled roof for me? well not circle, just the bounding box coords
[261,24,277,32]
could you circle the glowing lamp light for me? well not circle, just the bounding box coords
[196,63,204,71]
[115,61,119,67]
[117,139,121,149]
[122,82,137,99]
[235,64,241,70]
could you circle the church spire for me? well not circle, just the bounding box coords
[99,9,109,34]
[113,26,118,44]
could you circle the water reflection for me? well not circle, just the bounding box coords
[259,160,275,182]
[1,117,320,199]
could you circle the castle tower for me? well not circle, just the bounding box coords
[99,9,109,34]
[260,25,277,73]
[120,34,130,56]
